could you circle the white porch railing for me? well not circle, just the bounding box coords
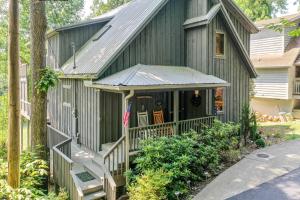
[129,116,215,152]
[294,80,300,95]
[21,100,31,119]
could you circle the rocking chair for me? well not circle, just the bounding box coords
[153,110,174,136]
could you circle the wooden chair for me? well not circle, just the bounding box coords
[137,111,149,127]
[153,110,164,124]
[153,110,174,136]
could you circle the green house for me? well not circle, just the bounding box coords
[21,0,258,199]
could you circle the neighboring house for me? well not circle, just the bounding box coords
[21,0,257,199]
[250,13,300,118]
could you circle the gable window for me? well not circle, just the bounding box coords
[215,88,224,114]
[216,32,225,57]
[63,85,72,107]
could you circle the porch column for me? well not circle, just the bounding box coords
[173,90,179,134]
[123,90,134,184]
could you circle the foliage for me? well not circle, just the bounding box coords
[255,138,266,148]
[240,104,258,145]
[35,67,60,94]
[0,94,8,141]
[267,17,300,38]
[46,0,84,29]
[0,146,67,199]
[91,0,130,16]
[234,0,288,21]
[128,170,172,200]
[129,121,241,199]
[131,133,220,198]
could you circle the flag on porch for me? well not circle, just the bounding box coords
[123,102,132,127]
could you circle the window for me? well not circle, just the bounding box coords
[296,66,300,78]
[216,32,225,57]
[63,85,72,107]
[215,88,224,114]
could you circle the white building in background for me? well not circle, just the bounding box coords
[251,13,300,118]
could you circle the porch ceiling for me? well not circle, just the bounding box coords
[85,64,230,91]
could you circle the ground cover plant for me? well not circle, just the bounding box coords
[0,141,68,199]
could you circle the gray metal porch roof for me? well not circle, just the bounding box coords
[85,64,230,91]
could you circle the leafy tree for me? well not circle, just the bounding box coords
[46,0,84,29]
[91,0,130,16]
[234,0,288,21]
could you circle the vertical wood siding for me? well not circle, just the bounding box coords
[46,34,60,69]
[46,22,107,70]
[59,23,107,67]
[186,14,250,122]
[48,80,102,152]
[101,0,185,78]
[228,12,250,53]
[253,68,290,99]
[186,0,207,19]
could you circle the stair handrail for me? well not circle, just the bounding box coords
[103,135,126,161]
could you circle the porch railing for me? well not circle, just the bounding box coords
[21,100,31,119]
[129,116,215,152]
[49,125,76,198]
[102,136,126,200]
[294,80,300,95]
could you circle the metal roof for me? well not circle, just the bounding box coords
[62,0,168,77]
[86,64,230,91]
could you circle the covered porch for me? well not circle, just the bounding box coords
[86,64,230,175]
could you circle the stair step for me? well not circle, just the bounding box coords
[81,179,103,195]
[83,191,106,200]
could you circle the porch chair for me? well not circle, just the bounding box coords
[137,111,156,140]
[153,110,174,136]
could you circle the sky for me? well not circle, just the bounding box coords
[83,0,299,18]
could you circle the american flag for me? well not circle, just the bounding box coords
[123,103,132,127]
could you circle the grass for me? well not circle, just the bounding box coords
[259,121,300,144]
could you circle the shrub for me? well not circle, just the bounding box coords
[240,104,259,145]
[200,120,240,152]
[255,138,266,148]
[128,170,171,200]
[133,133,220,198]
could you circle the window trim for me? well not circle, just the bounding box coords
[214,88,225,115]
[62,84,72,107]
[215,31,226,59]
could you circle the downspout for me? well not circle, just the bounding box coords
[124,90,134,183]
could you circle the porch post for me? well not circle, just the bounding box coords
[124,90,134,184]
[173,90,179,134]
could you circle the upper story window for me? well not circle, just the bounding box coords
[215,88,224,114]
[216,32,225,58]
[62,85,72,107]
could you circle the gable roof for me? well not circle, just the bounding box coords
[61,0,256,79]
[255,12,300,28]
[251,48,300,68]
[219,1,257,78]
[222,0,259,33]
[62,0,168,78]
[87,64,229,91]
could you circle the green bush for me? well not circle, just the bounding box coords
[128,170,171,200]
[255,138,266,148]
[132,133,220,198]
[129,120,242,199]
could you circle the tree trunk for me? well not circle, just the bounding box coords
[30,0,47,157]
[7,0,20,188]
